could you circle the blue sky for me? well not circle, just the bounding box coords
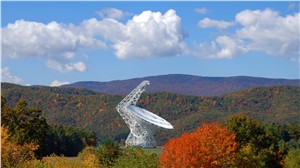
[1,1,299,86]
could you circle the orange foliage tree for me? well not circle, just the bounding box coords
[1,126,38,167]
[160,122,238,168]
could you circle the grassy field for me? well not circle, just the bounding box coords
[43,156,87,168]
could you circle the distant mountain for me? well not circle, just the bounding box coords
[2,83,299,145]
[63,74,300,96]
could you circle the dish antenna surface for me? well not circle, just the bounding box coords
[116,80,173,147]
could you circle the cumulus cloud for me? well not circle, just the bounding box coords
[1,67,23,84]
[120,9,186,59]
[50,80,70,87]
[115,9,187,59]
[195,8,299,60]
[2,20,105,72]
[97,8,129,20]
[214,36,248,58]
[235,9,299,57]
[81,18,126,42]
[2,20,106,59]
[46,60,86,73]
[2,8,186,66]
[198,18,235,29]
[192,36,247,59]
[83,9,187,59]
[195,7,208,14]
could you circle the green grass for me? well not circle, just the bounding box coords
[42,156,87,168]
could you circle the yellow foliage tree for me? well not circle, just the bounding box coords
[78,146,101,168]
[1,126,38,167]
[160,122,238,168]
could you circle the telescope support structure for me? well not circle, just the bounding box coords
[116,80,156,147]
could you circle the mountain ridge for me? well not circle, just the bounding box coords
[2,83,299,144]
[63,74,300,96]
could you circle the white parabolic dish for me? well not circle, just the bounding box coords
[127,105,173,129]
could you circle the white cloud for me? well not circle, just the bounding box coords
[194,8,299,60]
[115,11,187,58]
[2,20,106,72]
[114,9,187,59]
[198,18,235,29]
[65,62,86,72]
[1,67,23,84]
[2,20,106,59]
[46,60,86,73]
[97,8,129,20]
[214,36,248,58]
[2,9,186,64]
[50,80,70,87]
[235,9,299,57]
[81,18,126,42]
[195,7,208,14]
[83,9,187,59]
[192,35,247,59]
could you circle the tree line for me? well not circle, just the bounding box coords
[161,115,300,167]
[1,96,299,167]
[1,96,97,167]
[2,83,299,147]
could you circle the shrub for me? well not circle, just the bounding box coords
[78,146,101,168]
[16,159,49,168]
[113,147,159,168]
[97,139,121,167]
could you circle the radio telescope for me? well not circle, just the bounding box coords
[116,80,173,147]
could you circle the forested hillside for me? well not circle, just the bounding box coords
[2,82,299,145]
[63,74,300,96]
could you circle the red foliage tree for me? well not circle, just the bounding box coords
[160,122,238,168]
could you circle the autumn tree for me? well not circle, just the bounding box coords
[160,122,238,168]
[1,126,38,167]
[1,97,50,157]
[78,146,101,168]
[98,139,121,167]
[225,115,282,167]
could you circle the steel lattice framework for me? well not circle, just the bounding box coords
[116,80,172,147]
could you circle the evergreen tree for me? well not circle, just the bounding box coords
[1,97,49,157]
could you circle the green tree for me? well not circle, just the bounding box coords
[98,139,121,167]
[46,125,97,156]
[113,147,159,168]
[232,143,261,167]
[1,97,49,157]
[225,114,274,148]
[225,115,281,167]
[265,123,300,157]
